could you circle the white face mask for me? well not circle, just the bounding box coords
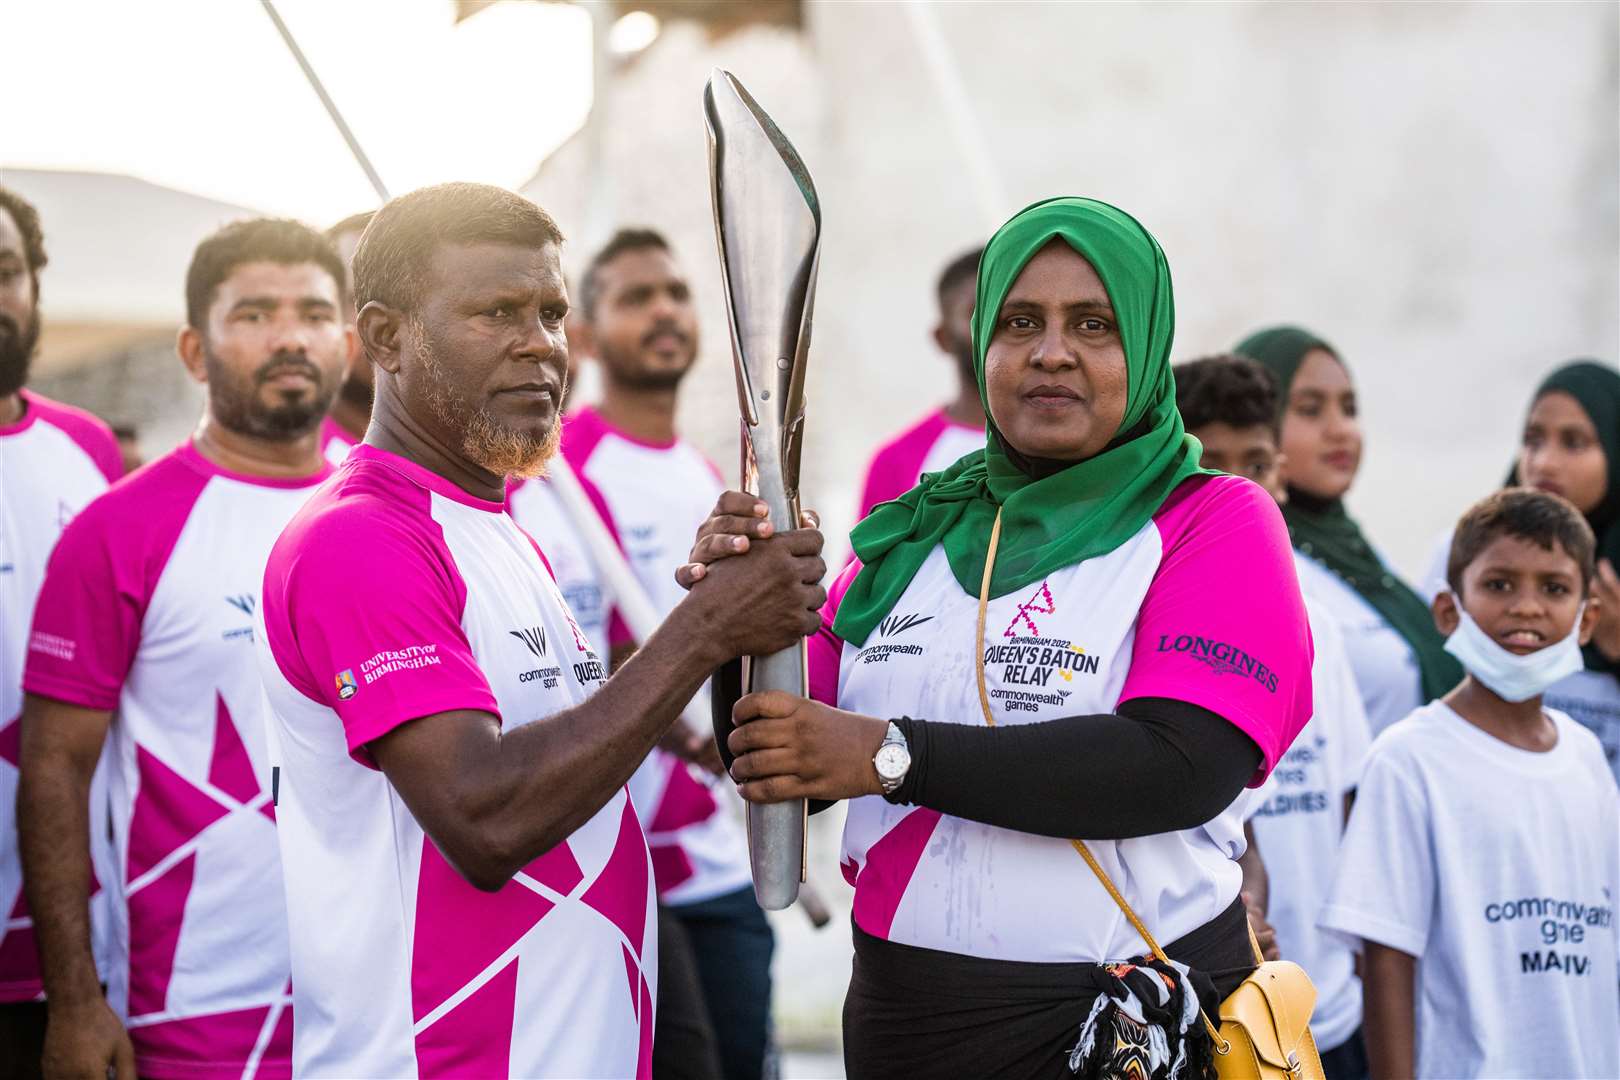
[1442,598,1586,703]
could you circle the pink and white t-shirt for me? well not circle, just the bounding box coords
[24,441,326,1078]
[856,408,984,520]
[257,445,656,1078]
[507,474,631,658]
[318,415,357,467]
[811,474,1312,961]
[0,389,121,1002]
[564,407,751,906]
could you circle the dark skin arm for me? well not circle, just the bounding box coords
[1362,942,1417,1080]
[371,528,825,892]
[609,640,723,776]
[18,696,136,1080]
[1237,822,1280,961]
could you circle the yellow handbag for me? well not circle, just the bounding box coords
[972,510,1325,1080]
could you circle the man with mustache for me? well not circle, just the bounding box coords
[563,228,770,1080]
[253,184,823,1075]
[319,210,375,464]
[0,185,122,1074]
[855,246,985,520]
[19,218,348,1078]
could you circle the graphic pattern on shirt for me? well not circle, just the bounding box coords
[258,445,655,1078]
[507,475,630,657]
[24,443,323,1077]
[812,475,1312,962]
[564,408,752,906]
[0,391,121,1002]
[1321,701,1620,1079]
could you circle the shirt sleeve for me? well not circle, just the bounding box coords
[1317,741,1435,956]
[266,506,498,767]
[23,500,145,710]
[808,560,860,707]
[1118,476,1314,781]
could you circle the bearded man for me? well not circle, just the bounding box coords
[253,183,825,1076]
[0,184,122,1077]
[20,217,349,1078]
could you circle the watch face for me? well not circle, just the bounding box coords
[875,743,910,781]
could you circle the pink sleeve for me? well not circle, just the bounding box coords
[24,461,203,709]
[1118,475,1313,783]
[808,560,860,706]
[33,394,123,483]
[857,414,942,520]
[263,500,498,767]
[24,505,146,709]
[858,446,918,521]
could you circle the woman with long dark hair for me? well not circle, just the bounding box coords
[688,198,1314,1079]
[1235,327,1463,736]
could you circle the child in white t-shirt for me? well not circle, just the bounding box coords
[1321,488,1620,1079]
[1176,354,1376,1078]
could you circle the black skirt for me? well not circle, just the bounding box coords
[842,897,1255,1080]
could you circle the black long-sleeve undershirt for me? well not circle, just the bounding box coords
[886,698,1258,839]
[712,657,1259,839]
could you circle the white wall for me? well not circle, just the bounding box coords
[809,0,1619,574]
[526,3,1618,1054]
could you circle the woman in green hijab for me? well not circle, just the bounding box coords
[1235,326,1462,736]
[690,199,1315,1078]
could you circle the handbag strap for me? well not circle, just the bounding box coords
[973,509,1230,1046]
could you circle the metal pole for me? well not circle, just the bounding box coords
[258,0,391,203]
[902,1,1007,232]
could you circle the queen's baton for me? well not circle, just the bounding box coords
[704,69,820,911]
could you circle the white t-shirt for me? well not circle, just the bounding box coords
[507,475,629,658]
[1422,525,1620,783]
[563,407,752,906]
[0,390,121,1003]
[1320,701,1620,1079]
[1294,553,1426,737]
[26,441,324,1077]
[1245,587,1372,1051]
[814,475,1315,961]
[258,445,655,1078]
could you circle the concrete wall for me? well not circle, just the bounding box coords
[809,0,1619,574]
[526,5,1617,1057]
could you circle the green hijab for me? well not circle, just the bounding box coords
[1234,325,1463,701]
[1509,360,1620,675]
[834,197,1210,645]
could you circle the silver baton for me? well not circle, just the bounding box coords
[704,69,820,911]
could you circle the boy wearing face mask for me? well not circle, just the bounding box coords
[1321,488,1620,1080]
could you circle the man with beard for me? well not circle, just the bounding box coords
[564,228,769,1080]
[252,183,823,1075]
[855,246,985,519]
[0,185,122,1073]
[19,218,348,1079]
[319,210,375,464]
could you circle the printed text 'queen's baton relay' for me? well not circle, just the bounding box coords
[704,69,820,910]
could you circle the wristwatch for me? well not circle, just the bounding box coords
[873,721,912,795]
